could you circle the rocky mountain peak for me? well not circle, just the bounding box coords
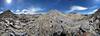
[91,9,100,18]
[46,9,64,16]
[3,10,12,12]
[0,9,100,36]
[0,10,17,18]
[95,9,100,13]
[3,10,13,14]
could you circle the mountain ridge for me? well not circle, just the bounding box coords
[0,9,100,36]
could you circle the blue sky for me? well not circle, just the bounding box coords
[0,0,100,14]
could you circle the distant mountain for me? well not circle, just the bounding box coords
[0,10,17,18]
[46,9,65,17]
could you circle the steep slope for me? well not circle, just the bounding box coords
[91,9,100,18]
[34,10,94,36]
[0,10,17,19]
[89,9,100,36]
[65,14,87,20]
[0,9,98,36]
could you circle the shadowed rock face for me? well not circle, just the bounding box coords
[89,9,100,36]
[0,9,100,36]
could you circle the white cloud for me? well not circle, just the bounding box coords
[87,9,98,14]
[71,6,88,10]
[16,9,20,12]
[15,7,44,14]
[66,6,88,12]
[0,11,3,14]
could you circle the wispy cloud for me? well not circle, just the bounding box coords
[15,7,44,14]
[66,6,88,12]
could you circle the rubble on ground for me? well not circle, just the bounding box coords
[0,9,100,36]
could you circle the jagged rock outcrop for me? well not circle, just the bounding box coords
[88,9,100,36]
[91,9,100,18]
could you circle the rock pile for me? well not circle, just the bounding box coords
[35,10,95,36]
[0,9,100,36]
